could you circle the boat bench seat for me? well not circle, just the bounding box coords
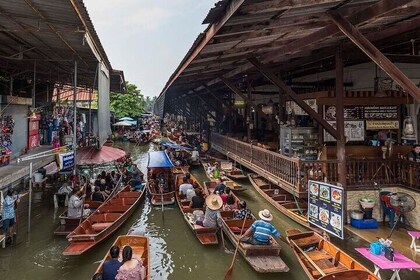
[306,250,332,261]
[193,224,204,229]
[322,265,347,274]
[92,222,113,232]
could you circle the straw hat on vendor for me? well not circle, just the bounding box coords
[206,194,223,210]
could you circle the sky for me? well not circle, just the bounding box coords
[84,0,216,97]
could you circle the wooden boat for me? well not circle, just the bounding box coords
[146,151,177,206]
[248,173,311,229]
[202,161,245,192]
[286,229,378,280]
[220,210,289,273]
[220,161,247,180]
[63,185,145,255]
[174,174,219,245]
[94,235,150,280]
[54,200,103,236]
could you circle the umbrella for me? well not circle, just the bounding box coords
[76,146,126,165]
[119,117,134,121]
[113,121,133,126]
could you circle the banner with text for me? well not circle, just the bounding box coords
[57,151,74,170]
[308,180,344,239]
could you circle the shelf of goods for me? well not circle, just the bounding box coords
[280,127,318,160]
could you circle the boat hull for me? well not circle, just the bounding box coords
[94,235,150,280]
[175,174,218,245]
[63,186,145,255]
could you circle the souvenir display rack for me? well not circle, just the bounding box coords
[280,127,319,160]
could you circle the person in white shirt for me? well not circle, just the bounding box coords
[178,176,193,198]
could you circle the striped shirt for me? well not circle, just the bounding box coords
[250,220,280,243]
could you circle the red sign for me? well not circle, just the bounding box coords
[29,120,39,136]
[28,134,39,149]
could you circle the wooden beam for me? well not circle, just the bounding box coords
[159,0,245,96]
[248,57,338,139]
[328,10,420,101]
[202,85,245,121]
[192,90,218,121]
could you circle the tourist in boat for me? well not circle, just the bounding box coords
[189,188,205,209]
[233,200,252,220]
[213,178,226,194]
[127,163,144,188]
[196,194,223,228]
[2,189,19,243]
[67,186,91,218]
[115,246,146,280]
[223,188,237,210]
[103,245,121,280]
[90,186,106,202]
[178,176,193,198]
[240,209,280,245]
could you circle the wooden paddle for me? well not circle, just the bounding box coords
[224,215,247,280]
[220,228,226,251]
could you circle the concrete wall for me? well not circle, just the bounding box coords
[0,104,29,158]
[346,187,420,230]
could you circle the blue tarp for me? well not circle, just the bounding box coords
[147,151,174,168]
[159,141,192,151]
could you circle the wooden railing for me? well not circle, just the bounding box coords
[211,133,420,193]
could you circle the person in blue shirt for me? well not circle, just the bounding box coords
[2,189,19,240]
[240,209,280,245]
[102,246,121,280]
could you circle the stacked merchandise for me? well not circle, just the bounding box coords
[0,115,14,166]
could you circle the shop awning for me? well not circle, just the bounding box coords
[76,146,126,165]
[159,141,192,151]
[147,151,174,168]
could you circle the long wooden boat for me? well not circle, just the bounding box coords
[146,151,177,207]
[54,200,103,236]
[63,185,145,255]
[220,161,247,180]
[202,162,245,192]
[248,173,311,229]
[174,174,219,245]
[204,180,244,197]
[94,235,150,280]
[286,229,378,280]
[220,210,289,273]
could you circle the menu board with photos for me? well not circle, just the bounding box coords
[308,180,344,239]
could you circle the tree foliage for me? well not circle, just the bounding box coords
[144,96,157,113]
[110,82,145,118]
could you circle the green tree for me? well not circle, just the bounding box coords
[110,82,145,118]
[144,96,157,112]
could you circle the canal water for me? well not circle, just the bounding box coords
[0,142,416,279]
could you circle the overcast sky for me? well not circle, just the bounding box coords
[84,0,215,97]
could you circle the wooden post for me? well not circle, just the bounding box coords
[247,78,252,142]
[336,47,346,188]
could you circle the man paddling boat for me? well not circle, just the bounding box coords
[240,209,280,245]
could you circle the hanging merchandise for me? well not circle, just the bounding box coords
[0,115,14,166]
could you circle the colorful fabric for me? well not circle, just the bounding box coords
[115,259,146,280]
[233,208,252,220]
[250,220,280,244]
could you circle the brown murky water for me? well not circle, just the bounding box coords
[0,142,418,279]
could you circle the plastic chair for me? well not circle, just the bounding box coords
[380,191,395,228]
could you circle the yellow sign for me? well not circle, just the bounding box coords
[366,120,399,130]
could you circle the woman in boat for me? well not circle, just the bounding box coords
[196,194,223,228]
[90,186,106,202]
[223,190,237,211]
[189,188,205,209]
[233,200,252,220]
[115,246,146,280]
[240,209,280,245]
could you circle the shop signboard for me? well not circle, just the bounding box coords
[366,120,399,130]
[57,151,74,170]
[308,180,344,239]
[324,105,398,120]
[286,99,317,115]
[324,120,365,142]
